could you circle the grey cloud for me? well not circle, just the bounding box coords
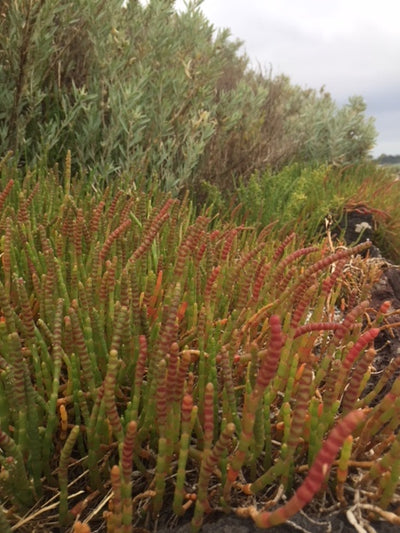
[177,0,400,155]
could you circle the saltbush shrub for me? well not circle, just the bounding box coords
[1,0,376,192]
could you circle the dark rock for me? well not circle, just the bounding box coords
[366,265,400,403]
[334,206,400,389]
[331,206,382,258]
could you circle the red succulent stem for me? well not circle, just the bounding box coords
[90,200,105,235]
[100,219,131,262]
[192,423,236,532]
[121,420,137,485]
[272,232,295,261]
[129,198,175,264]
[204,266,221,306]
[241,410,365,528]
[342,347,376,413]
[333,301,369,345]
[203,383,215,449]
[107,191,123,221]
[166,342,179,405]
[254,315,284,396]
[294,322,342,339]
[321,258,346,295]
[174,216,209,277]
[341,328,380,373]
[174,350,191,403]
[226,316,283,487]
[0,179,14,212]
[104,349,123,441]
[271,246,319,290]
[290,282,317,329]
[251,261,271,303]
[285,243,371,308]
[220,228,238,261]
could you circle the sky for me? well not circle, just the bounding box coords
[175,0,400,157]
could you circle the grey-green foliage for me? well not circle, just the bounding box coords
[0,0,227,188]
[0,0,377,192]
[287,89,377,165]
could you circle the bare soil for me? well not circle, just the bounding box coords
[156,512,399,533]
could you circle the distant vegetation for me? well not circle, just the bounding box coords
[376,154,400,165]
[235,162,400,261]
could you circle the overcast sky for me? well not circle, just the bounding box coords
[175,0,400,156]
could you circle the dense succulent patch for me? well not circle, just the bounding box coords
[0,157,399,532]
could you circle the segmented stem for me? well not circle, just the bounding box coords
[240,410,365,528]
[59,425,80,525]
